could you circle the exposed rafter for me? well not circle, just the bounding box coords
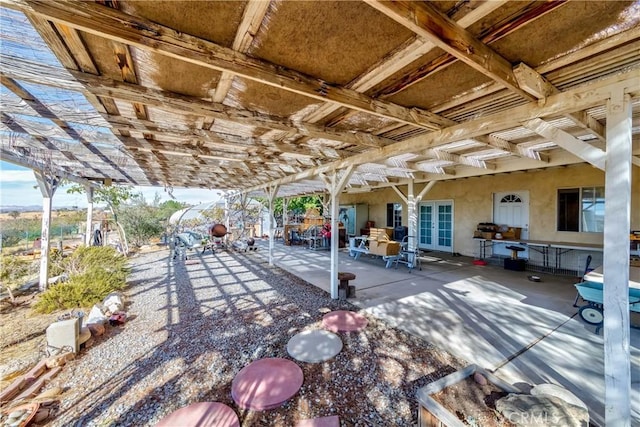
[0,61,399,149]
[365,0,535,100]
[0,75,138,181]
[513,63,606,142]
[303,0,508,124]
[523,118,606,170]
[241,69,639,193]
[211,0,271,105]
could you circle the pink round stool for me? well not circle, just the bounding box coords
[322,310,368,332]
[231,358,303,410]
[156,402,239,427]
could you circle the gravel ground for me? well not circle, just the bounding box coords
[24,248,465,426]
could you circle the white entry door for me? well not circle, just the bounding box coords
[493,191,529,257]
[418,201,454,252]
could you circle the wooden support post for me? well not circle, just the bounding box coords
[85,186,94,246]
[282,197,289,227]
[238,193,248,238]
[325,166,354,299]
[393,181,436,255]
[407,181,417,255]
[34,170,59,292]
[266,185,279,266]
[224,195,231,232]
[603,91,632,426]
[330,185,340,300]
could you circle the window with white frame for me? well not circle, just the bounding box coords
[386,203,402,228]
[557,187,605,232]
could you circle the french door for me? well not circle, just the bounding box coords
[418,201,453,252]
[493,191,530,258]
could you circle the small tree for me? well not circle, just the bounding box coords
[8,210,20,220]
[117,194,165,247]
[157,199,187,222]
[67,184,135,255]
[255,195,323,220]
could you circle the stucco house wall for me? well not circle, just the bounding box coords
[340,164,640,257]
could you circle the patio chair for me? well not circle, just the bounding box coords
[573,254,593,307]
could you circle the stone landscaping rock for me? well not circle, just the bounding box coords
[45,352,74,369]
[287,330,343,363]
[103,292,125,314]
[87,323,105,336]
[86,305,107,325]
[531,383,587,410]
[496,393,589,427]
[473,371,487,385]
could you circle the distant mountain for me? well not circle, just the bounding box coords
[0,205,41,212]
[0,205,81,213]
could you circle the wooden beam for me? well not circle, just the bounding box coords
[404,162,451,176]
[430,27,640,115]
[62,70,396,148]
[391,185,408,204]
[1,111,94,167]
[522,118,605,170]
[102,115,348,159]
[423,149,494,169]
[304,0,510,125]
[513,63,606,142]
[365,0,534,100]
[479,135,549,163]
[512,63,555,98]
[120,137,250,162]
[5,0,447,130]
[375,0,566,99]
[569,110,606,142]
[24,10,152,184]
[24,13,115,116]
[212,0,270,103]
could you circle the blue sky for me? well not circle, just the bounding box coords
[0,161,220,209]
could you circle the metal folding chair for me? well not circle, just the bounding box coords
[395,235,422,272]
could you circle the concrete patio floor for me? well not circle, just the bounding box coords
[252,239,639,426]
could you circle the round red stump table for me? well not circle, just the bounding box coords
[231,358,303,410]
[155,402,239,427]
[322,310,368,332]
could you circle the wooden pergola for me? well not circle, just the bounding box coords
[1,1,638,424]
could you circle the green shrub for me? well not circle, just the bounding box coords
[0,254,36,288]
[48,248,66,277]
[0,229,22,248]
[34,246,130,313]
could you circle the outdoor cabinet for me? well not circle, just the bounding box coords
[339,204,368,237]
